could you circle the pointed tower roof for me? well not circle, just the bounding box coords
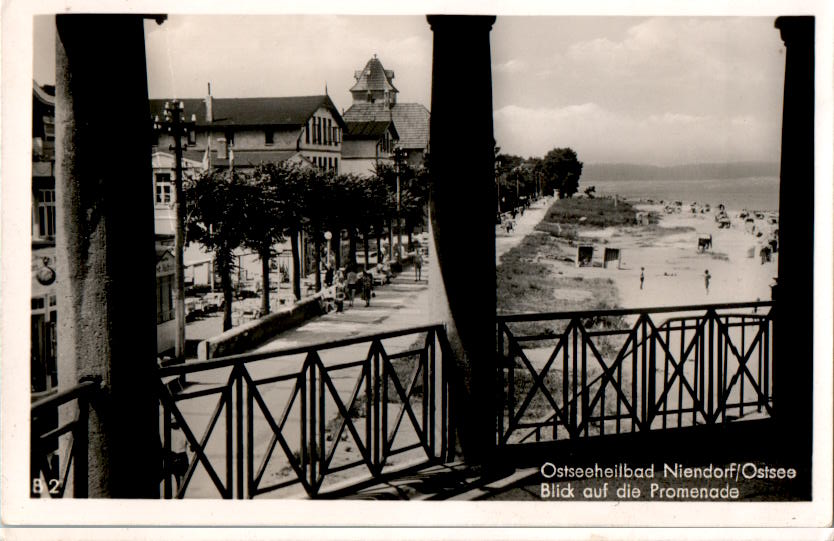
[350,54,398,94]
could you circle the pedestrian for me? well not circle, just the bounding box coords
[704,269,711,294]
[334,270,346,312]
[414,250,423,281]
[640,267,645,290]
[361,268,373,307]
[324,264,334,287]
[346,267,358,307]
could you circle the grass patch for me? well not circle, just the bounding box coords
[544,196,655,229]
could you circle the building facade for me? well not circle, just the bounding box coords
[341,120,399,177]
[31,82,57,393]
[343,56,430,168]
[149,92,346,173]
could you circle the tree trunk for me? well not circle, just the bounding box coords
[290,227,301,301]
[348,229,357,268]
[313,224,322,292]
[218,249,234,331]
[376,230,382,264]
[333,229,342,269]
[388,217,394,262]
[260,243,270,316]
[363,227,370,270]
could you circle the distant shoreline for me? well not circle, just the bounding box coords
[582,161,779,182]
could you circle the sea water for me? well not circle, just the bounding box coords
[589,177,780,211]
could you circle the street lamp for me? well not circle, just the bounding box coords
[153,100,196,364]
[324,230,332,267]
[394,147,405,261]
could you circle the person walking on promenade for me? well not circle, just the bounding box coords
[640,267,645,290]
[704,269,711,294]
[334,270,346,313]
[346,267,358,307]
[415,250,423,281]
[361,268,374,307]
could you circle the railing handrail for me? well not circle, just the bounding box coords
[498,300,773,323]
[158,322,447,377]
[31,380,100,415]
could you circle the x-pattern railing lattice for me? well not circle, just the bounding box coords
[497,302,773,446]
[157,324,452,498]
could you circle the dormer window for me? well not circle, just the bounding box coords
[265,129,274,145]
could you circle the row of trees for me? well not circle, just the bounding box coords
[184,160,428,331]
[495,147,584,212]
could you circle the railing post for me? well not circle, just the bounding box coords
[236,366,244,499]
[162,403,172,499]
[73,391,89,498]
[497,323,505,446]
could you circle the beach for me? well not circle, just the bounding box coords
[498,198,779,312]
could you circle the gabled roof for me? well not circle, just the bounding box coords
[213,150,300,168]
[350,56,398,94]
[344,120,399,140]
[343,102,429,150]
[149,95,345,129]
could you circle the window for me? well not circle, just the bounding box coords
[225,130,235,146]
[306,120,311,144]
[326,119,332,145]
[155,173,173,205]
[265,129,274,145]
[328,157,332,170]
[334,157,338,172]
[36,189,55,238]
[317,118,322,145]
[188,128,196,145]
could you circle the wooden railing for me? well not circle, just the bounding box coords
[157,324,453,498]
[497,302,774,445]
[30,378,101,498]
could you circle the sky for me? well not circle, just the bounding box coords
[33,15,786,166]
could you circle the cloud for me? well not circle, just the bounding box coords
[143,15,432,112]
[493,103,779,165]
[491,17,785,163]
[493,59,528,73]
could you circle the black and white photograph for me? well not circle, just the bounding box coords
[2,0,833,535]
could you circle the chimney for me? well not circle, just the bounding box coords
[205,82,213,122]
[217,137,227,160]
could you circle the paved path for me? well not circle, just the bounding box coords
[496,197,552,263]
[253,266,431,353]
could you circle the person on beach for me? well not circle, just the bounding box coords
[704,270,711,294]
[640,267,645,290]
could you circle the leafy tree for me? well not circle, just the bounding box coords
[540,147,583,198]
[184,169,250,331]
[250,162,307,308]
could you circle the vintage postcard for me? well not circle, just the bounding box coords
[2,0,832,537]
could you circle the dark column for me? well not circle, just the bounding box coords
[55,15,160,497]
[773,17,814,469]
[427,15,497,464]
